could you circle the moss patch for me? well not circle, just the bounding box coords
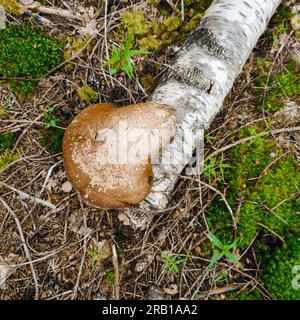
[254,59,300,113]
[0,25,64,96]
[0,0,21,15]
[208,128,299,248]
[77,84,99,103]
[0,151,18,172]
[261,234,300,300]
[228,288,263,300]
[0,131,18,172]
[118,1,212,52]
[205,126,300,299]
[0,131,16,151]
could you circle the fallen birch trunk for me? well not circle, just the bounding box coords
[124,0,282,228]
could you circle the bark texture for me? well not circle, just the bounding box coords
[125,0,282,228]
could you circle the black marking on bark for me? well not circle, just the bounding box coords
[239,11,247,18]
[183,20,231,62]
[255,9,264,24]
[167,65,214,93]
[243,1,253,9]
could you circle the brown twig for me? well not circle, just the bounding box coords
[111,243,120,300]
[0,196,40,300]
[206,126,300,160]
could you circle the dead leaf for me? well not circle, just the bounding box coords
[135,254,153,272]
[61,181,72,193]
[118,213,131,226]
[164,284,179,295]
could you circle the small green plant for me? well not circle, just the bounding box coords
[105,270,115,283]
[207,232,241,268]
[272,21,287,47]
[114,234,126,259]
[161,252,187,274]
[249,134,266,147]
[203,153,231,182]
[41,108,64,154]
[44,107,61,128]
[205,135,217,143]
[214,270,228,284]
[88,249,102,269]
[102,31,148,79]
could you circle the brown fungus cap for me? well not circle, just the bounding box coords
[63,103,175,209]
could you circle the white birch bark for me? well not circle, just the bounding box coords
[125,0,282,228]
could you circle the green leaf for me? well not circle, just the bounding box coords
[122,63,133,79]
[226,239,238,250]
[106,53,121,65]
[124,31,135,51]
[111,44,119,54]
[127,49,149,56]
[224,251,241,266]
[109,67,118,76]
[208,232,223,249]
[210,250,222,268]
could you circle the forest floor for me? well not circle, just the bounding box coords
[0,0,299,300]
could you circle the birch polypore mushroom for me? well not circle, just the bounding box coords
[63,103,175,209]
[124,0,282,228]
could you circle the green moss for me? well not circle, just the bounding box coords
[208,126,300,248]
[206,124,300,299]
[119,1,212,53]
[121,10,149,35]
[163,16,182,32]
[262,234,300,300]
[183,0,211,10]
[138,35,161,51]
[140,74,156,90]
[0,150,18,171]
[228,289,263,300]
[0,131,18,171]
[0,108,6,117]
[0,25,64,96]
[0,0,21,15]
[64,35,93,61]
[0,131,16,151]
[77,84,99,103]
[270,5,292,25]
[254,59,300,112]
[184,13,204,32]
[147,0,160,6]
